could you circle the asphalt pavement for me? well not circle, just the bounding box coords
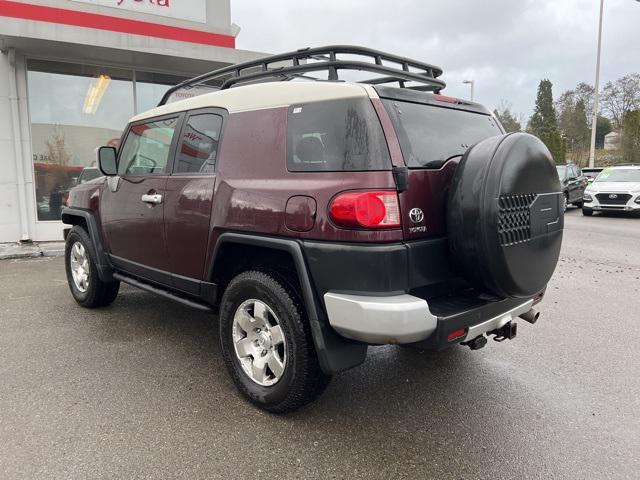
[1,208,639,479]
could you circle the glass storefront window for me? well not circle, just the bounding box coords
[135,71,188,113]
[27,61,191,221]
[28,60,134,221]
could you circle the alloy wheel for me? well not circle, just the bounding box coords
[69,241,90,293]
[232,299,287,386]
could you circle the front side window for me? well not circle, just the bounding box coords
[287,98,391,172]
[118,118,178,176]
[383,99,501,168]
[175,114,223,174]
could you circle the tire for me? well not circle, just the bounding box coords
[65,226,119,308]
[446,133,564,298]
[582,208,594,216]
[573,201,583,208]
[219,270,331,413]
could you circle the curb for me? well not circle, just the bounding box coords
[0,242,65,261]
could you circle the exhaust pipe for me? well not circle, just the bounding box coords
[519,308,540,324]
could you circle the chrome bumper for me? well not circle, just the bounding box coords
[324,292,534,345]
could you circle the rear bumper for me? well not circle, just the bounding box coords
[324,291,534,347]
[324,293,437,344]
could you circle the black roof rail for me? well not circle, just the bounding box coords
[158,45,446,106]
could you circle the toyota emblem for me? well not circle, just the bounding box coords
[609,194,618,199]
[409,208,424,224]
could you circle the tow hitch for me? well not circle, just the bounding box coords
[489,321,518,342]
[461,320,519,350]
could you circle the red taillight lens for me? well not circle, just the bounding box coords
[329,191,401,229]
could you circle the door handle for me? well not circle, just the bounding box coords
[141,193,163,205]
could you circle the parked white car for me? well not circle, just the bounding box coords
[582,165,640,216]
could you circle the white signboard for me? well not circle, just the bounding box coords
[71,0,207,24]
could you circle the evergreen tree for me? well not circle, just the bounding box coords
[493,102,522,133]
[529,79,565,163]
[622,110,640,163]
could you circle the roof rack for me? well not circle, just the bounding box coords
[158,45,446,106]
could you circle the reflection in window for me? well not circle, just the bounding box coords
[135,71,189,113]
[118,118,178,176]
[176,114,222,174]
[28,60,134,221]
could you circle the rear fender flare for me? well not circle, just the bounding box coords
[209,233,368,375]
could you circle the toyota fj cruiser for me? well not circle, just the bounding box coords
[62,46,563,413]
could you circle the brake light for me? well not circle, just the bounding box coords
[329,191,401,229]
[433,94,459,104]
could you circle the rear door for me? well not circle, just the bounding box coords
[100,114,182,282]
[164,109,224,295]
[378,93,502,240]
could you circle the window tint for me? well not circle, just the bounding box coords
[382,99,501,168]
[118,117,178,176]
[176,114,222,174]
[287,98,391,172]
[556,166,567,180]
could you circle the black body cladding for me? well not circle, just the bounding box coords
[447,133,564,298]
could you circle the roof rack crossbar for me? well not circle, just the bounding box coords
[158,45,446,106]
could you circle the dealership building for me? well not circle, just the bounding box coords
[0,0,262,243]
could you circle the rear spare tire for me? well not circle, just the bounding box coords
[447,133,563,298]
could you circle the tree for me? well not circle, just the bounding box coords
[529,79,565,163]
[601,73,640,129]
[556,88,590,164]
[621,110,640,163]
[595,115,612,149]
[493,100,521,133]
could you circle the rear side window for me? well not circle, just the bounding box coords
[175,113,222,174]
[287,98,391,172]
[382,99,501,168]
[118,117,178,175]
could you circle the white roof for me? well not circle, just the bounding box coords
[131,81,375,122]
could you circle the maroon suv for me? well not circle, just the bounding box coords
[62,46,563,413]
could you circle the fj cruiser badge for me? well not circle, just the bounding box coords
[409,208,424,224]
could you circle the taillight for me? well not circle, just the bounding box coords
[329,191,401,229]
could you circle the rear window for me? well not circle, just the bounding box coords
[382,99,501,168]
[287,98,391,172]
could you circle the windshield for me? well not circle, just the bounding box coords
[556,166,567,179]
[595,169,640,183]
[382,99,501,168]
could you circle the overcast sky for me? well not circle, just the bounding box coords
[232,0,640,123]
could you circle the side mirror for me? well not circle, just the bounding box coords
[97,146,117,176]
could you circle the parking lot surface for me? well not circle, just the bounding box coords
[1,209,639,479]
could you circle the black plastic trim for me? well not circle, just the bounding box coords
[209,233,368,375]
[113,273,213,312]
[60,207,113,281]
[302,237,457,298]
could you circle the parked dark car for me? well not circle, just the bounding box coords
[61,46,563,413]
[556,164,588,210]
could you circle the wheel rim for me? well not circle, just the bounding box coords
[563,195,568,212]
[69,241,90,293]
[232,299,287,387]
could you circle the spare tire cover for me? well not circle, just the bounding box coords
[447,132,563,298]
